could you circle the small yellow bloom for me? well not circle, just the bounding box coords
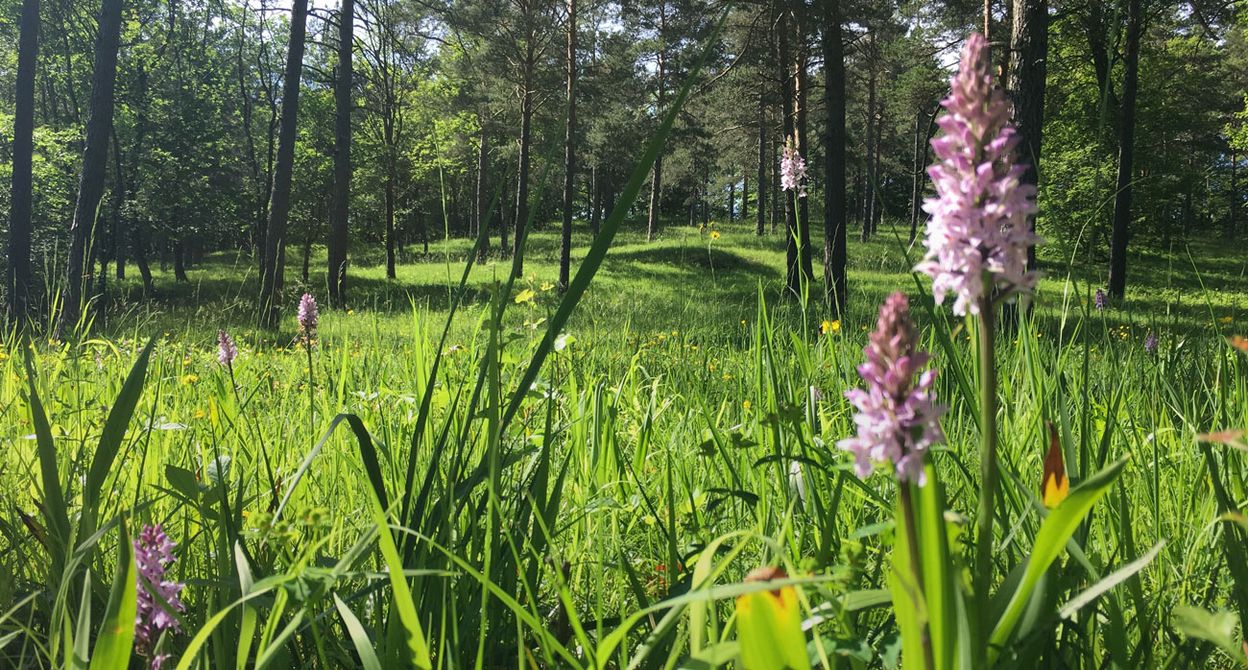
[1219,316,1233,325]
[181,374,199,385]
[710,230,721,240]
[193,408,206,420]
[743,400,752,411]
[514,289,536,305]
[820,319,841,335]
[347,309,355,315]
[540,282,554,292]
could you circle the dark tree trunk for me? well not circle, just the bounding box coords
[302,231,312,283]
[259,0,309,326]
[646,0,667,241]
[1107,0,1139,299]
[109,129,125,281]
[910,109,938,243]
[742,174,750,220]
[1227,149,1237,240]
[513,63,534,276]
[778,8,799,294]
[559,0,577,289]
[476,127,490,259]
[589,164,601,235]
[327,0,353,307]
[1011,0,1047,271]
[173,239,189,282]
[59,0,124,337]
[728,180,735,222]
[822,0,847,313]
[861,32,877,242]
[771,137,779,233]
[499,178,510,254]
[793,16,813,283]
[7,0,39,325]
[756,95,766,236]
[909,110,924,243]
[871,103,884,232]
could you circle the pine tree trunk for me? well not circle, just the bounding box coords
[59,0,123,337]
[8,0,38,325]
[778,7,799,294]
[861,33,877,243]
[589,164,601,235]
[742,174,749,220]
[513,60,534,276]
[259,0,309,326]
[823,0,847,313]
[327,0,353,307]
[174,239,189,282]
[560,0,577,289]
[646,0,667,242]
[756,95,766,236]
[728,180,735,222]
[476,127,490,258]
[793,13,813,283]
[1107,0,1139,299]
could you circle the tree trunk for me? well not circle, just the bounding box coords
[756,95,766,236]
[589,164,601,235]
[59,0,123,337]
[728,180,735,222]
[109,129,125,282]
[871,102,884,233]
[7,0,39,325]
[822,0,847,313]
[771,137,779,233]
[1230,150,1238,240]
[742,174,749,220]
[513,61,534,276]
[259,0,309,326]
[861,32,877,242]
[173,239,189,282]
[779,7,799,294]
[1107,0,1139,299]
[646,0,667,241]
[476,127,490,259]
[1011,0,1047,271]
[559,0,577,289]
[327,0,353,307]
[793,14,813,283]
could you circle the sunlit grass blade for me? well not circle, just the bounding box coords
[88,523,136,670]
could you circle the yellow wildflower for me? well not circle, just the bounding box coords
[710,230,721,240]
[540,282,554,292]
[743,400,752,411]
[181,374,199,385]
[514,289,536,305]
[820,319,841,335]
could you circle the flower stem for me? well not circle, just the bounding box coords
[899,484,935,670]
[305,340,315,426]
[974,296,999,639]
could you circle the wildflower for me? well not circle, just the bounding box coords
[820,319,841,335]
[917,33,1042,316]
[540,282,554,292]
[135,524,186,660]
[514,288,536,305]
[1094,289,1107,311]
[180,374,199,385]
[743,399,752,411]
[297,293,318,339]
[710,230,721,240]
[779,145,808,198]
[1144,331,1158,355]
[839,293,945,485]
[217,330,238,367]
[1040,423,1068,509]
[1219,315,1234,325]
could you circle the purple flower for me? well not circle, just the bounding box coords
[134,524,185,659]
[917,33,1042,316]
[1094,289,1107,311]
[297,293,318,339]
[1144,331,1158,355]
[779,145,807,198]
[838,293,946,485]
[217,330,238,367]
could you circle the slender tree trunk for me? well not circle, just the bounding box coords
[756,95,766,236]
[59,0,123,337]
[7,0,39,325]
[109,129,126,281]
[1011,0,1047,270]
[327,0,353,307]
[1107,0,1139,299]
[871,103,884,233]
[742,174,750,220]
[560,0,577,289]
[822,0,847,312]
[728,180,735,222]
[513,57,534,275]
[779,7,799,293]
[259,0,309,326]
[500,178,510,254]
[173,239,189,282]
[771,137,780,233]
[589,164,601,235]
[1230,149,1238,240]
[793,15,813,283]
[385,168,397,278]
[646,0,667,241]
[476,127,490,258]
[861,34,877,242]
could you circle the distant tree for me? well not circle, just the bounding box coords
[1010,0,1047,272]
[328,0,354,307]
[1108,0,1141,299]
[7,0,39,325]
[559,0,577,289]
[59,0,124,337]
[822,0,847,312]
[259,0,310,325]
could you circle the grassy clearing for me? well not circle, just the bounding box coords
[2,219,1247,667]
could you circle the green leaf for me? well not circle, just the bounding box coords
[1173,605,1248,665]
[988,457,1128,663]
[369,499,431,669]
[86,339,155,515]
[1058,541,1165,620]
[24,350,70,550]
[334,593,383,670]
[89,524,136,670]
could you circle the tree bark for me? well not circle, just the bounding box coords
[1230,149,1238,240]
[589,164,601,235]
[646,0,667,241]
[1107,0,1139,299]
[327,0,353,307]
[476,127,490,259]
[513,71,533,276]
[173,239,189,282]
[793,12,813,283]
[559,0,577,289]
[7,0,39,325]
[59,0,123,337]
[1010,0,1047,271]
[778,7,799,294]
[861,31,877,242]
[259,0,309,326]
[822,0,847,313]
[756,95,766,236]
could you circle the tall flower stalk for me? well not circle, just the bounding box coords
[918,32,1042,631]
[840,292,944,670]
[297,293,318,423]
